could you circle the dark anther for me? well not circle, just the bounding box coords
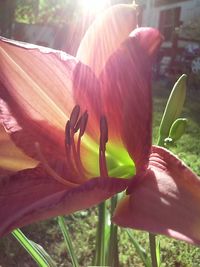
[79,111,88,137]
[100,116,108,152]
[65,120,71,146]
[74,117,81,133]
[69,105,80,129]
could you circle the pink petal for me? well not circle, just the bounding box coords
[0,125,36,175]
[0,99,68,171]
[0,37,77,130]
[129,27,163,58]
[77,4,137,77]
[0,166,130,237]
[99,28,162,172]
[73,62,101,140]
[113,146,200,245]
[0,38,91,168]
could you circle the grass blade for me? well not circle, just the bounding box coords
[12,228,51,267]
[127,229,152,267]
[57,216,79,267]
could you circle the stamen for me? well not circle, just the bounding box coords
[74,117,81,133]
[65,120,71,146]
[71,134,86,179]
[65,120,78,177]
[65,107,109,181]
[79,111,88,137]
[35,142,77,187]
[69,105,80,129]
[99,116,109,177]
[73,110,88,134]
[76,111,89,175]
[100,115,108,152]
[65,107,88,180]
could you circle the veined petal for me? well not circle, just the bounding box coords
[0,38,82,166]
[0,99,67,167]
[0,166,130,237]
[113,146,200,245]
[0,37,77,130]
[99,28,162,172]
[73,62,101,140]
[77,4,137,77]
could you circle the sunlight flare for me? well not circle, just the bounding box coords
[80,0,110,14]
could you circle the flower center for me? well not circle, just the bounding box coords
[36,105,135,186]
[65,105,109,179]
[36,105,110,186]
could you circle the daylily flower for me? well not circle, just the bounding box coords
[0,3,200,247]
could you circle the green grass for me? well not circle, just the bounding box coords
[0,82,200,266]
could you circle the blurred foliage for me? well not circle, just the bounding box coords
[0,0,133,48]
[15,0,39,24]
[15,0,78,26]
[0,0,133,32]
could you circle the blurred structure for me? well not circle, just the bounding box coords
[0,0,16,38]
[137,0,200,87]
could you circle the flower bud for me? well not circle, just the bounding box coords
[169,118,188,142]
[158,74,187,145]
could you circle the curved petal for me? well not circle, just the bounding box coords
[129,27,164,58]
[0,98,64,159]
[99,28,162,172]
[0,166,130,237]
[0,125,36,175]
[0,38,79,167]
[0,38,101,177]
[76,4,137,77]
[0,37,77,130]
[113,146,200,245]
[73,62,101,140]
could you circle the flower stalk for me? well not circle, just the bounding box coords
[94,201,107,266]
[149,233,158,267]
[107,195,119,267]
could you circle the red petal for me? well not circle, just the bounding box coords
[73,62,101,140]
[0,38,79,164]
[77,4,137,77]
[130,27,163,58]
[0,38,77,129]
[0,125,36,175]
[113,146,200,245]
[0,99,68,171]
[0,166,129,237]
[99,28,162,172]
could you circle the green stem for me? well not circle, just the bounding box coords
[149,233,158,267]
[94,201,107,266]
[57,216,79,267]
[107,195,119,267]
[150,135,167,267]
[12,229,49,267]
